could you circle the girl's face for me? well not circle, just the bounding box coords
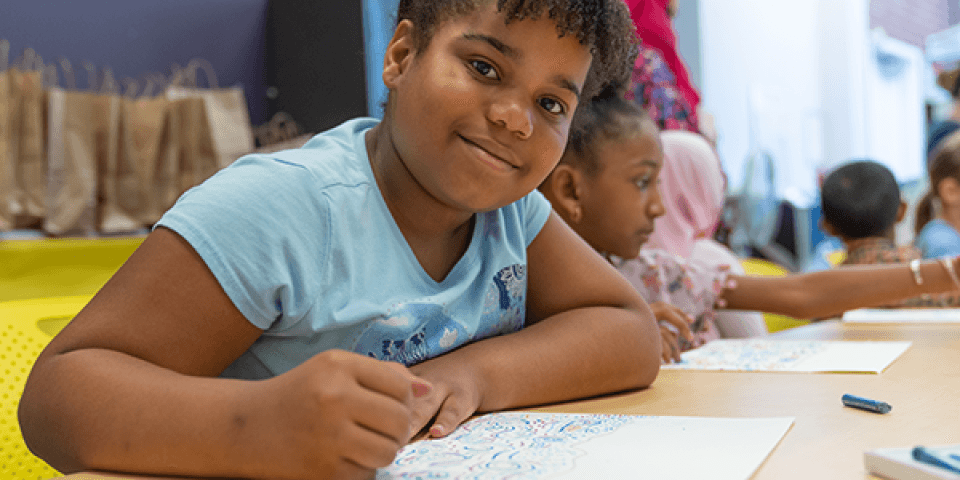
[384,4,593,213]
[576,125,666,259]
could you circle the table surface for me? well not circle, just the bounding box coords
[58,319,960,480]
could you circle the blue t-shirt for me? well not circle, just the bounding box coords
[157,118,552,379]
[915,219,960,259]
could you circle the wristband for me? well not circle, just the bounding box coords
[909,259,924,285]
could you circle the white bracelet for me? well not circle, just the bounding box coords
[909,259,924,285]
[939,258,960,290]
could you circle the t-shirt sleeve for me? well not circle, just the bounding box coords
[917,222,960,259]
[155,154,330,330]
[520,189,552,246]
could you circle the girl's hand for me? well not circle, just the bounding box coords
[407,354,485,440]
[650,301,695,363]
[253,350,431,479]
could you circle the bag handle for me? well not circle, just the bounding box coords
[187,58,219,89]
[99,66,120,95]
[43,63,59,88]
[58,57,76,90]
[122,77,139,98]
[1,39,9,72]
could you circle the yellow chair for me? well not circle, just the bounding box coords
[0,236,143,303]
[739,258,809,333]
[0,295,91,479]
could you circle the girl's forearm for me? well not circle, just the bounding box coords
[725,258,960,319]
[20,349,263,478]
[456,305,660,412]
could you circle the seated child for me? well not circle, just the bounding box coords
[916,131,960,259]
[538,89,960,362]
[643,129,767,338]
[18,2,658,479]
[820,159,916,265]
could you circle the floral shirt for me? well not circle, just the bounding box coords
[615,250,729,350]
[841,237,960,308]
[624,43,700,134]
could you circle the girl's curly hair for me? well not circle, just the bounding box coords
[396,0,639,100]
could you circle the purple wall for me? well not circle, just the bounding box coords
[869,0,951,51]
[0,0,270,124]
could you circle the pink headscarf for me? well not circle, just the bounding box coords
[625,0,701,114]
[645,130,726,258]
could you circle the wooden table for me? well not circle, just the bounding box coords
[58,320,960,480]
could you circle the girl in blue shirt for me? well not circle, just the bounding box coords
[915,134,960,259]
[19,1,657,479]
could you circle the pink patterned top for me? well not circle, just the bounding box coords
[615,249,730,349]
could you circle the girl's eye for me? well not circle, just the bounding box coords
[635,176,652,189]
[470,60,499,80]
[538,97,565,115]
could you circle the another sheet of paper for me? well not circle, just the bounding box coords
[378,412,795,480]
[661,339,911,373]
[842,308,960,324]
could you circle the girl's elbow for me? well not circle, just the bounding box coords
[623,306,662,389]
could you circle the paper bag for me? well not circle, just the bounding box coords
[94,70,144,234]
[44,86,98,236]
[9,60,47,226]
[117,90,170,227]
[166,58,254,171]
[0,40,13,230]
[171,95,217,195]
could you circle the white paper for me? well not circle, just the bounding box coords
[842,308,960,324]
[662,339,911,373]
[378,412,795,480]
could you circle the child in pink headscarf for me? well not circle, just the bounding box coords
[644,130,769,339]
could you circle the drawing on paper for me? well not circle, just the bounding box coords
[377,412,635,479]
[666,339,829,371]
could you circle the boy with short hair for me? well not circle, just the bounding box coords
[819,159,918,266]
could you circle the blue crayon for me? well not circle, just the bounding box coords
[841,393,892,414]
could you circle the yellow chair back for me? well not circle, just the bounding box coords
[0,236,143,303]
[739,258,809,333]
[0,295,91,479]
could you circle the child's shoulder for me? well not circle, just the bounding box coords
[234,117,379,189]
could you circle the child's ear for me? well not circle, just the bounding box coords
[383,19,417,89]
[543,164,585,223]
[819,217,839,238]
[896,200,907,223]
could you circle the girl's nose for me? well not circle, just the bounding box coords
[488,96,533,139]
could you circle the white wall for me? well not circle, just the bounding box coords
[699,0,926,208]
[699,0,824,208]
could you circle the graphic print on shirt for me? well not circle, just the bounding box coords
[476,264,527,340]
[351,264,528,366]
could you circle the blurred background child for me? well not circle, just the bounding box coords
[915,132,960,259]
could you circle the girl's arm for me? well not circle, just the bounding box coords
[406,212,661,437]
[19,227,426,480]
[721,258,960,319]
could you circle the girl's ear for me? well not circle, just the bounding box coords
[383,20,417,89]
[542,164,585,224]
